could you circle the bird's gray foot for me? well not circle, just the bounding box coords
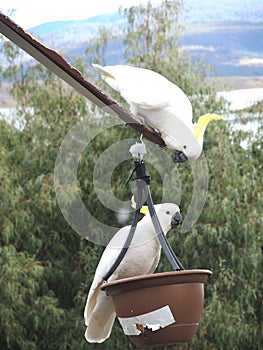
[137,115,146,126]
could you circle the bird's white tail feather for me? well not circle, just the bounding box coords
[92,63,114,79]
[84,290,116,343]
[84,280,103,325]
[85,311,116,343]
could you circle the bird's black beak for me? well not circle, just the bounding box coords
[171,212,183,227]
[174,150,188,163]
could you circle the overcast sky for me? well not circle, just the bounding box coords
[1,0,162,29]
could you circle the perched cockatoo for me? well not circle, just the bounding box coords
[84,203,182,343]
[93,64,222,162]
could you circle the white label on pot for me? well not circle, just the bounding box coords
[118,305,176,336]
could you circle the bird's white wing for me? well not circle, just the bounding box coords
[84,249,117,325]
[93,64,192,118]
[84,234,125,320]
[84,225,134,342]
[83,247,120,342]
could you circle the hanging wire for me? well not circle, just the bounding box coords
[134,159,184,271]
[144,185,184,270]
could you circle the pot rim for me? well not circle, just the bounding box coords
[101,269,212,294]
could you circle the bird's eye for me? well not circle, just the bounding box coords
[166,211,170,215]
[183,145,187,149]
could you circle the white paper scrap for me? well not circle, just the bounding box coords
[118,305,176,336]
[129,142,147,158]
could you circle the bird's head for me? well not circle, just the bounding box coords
[173,113,222,163]
[152,203,182,232]
[131,198,182,230]
[131,196,183,227]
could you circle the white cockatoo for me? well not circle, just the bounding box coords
[84,202,182,343]
[93,64,222,162]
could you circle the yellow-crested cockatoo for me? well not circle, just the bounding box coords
[93,64,222,162]
[84,203,182,343]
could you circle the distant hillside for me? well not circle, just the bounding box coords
[29,13,124,47]
[28,0,263,31]
[25,0,263,78]
[181,21,263,76]
[2,0,263,77]
[28,18,263,77]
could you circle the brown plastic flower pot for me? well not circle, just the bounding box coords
[102,269,212,348]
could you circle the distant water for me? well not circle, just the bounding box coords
[0,108,25,130]
[217,88,263,111]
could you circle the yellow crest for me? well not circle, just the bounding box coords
[131,196,149,215]
[194,113,222,140]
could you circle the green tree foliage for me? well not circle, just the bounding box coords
[0,0,262,349]
[122,0,184,70]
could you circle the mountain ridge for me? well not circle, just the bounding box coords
[27,17,263,77]
[2,1,263,77]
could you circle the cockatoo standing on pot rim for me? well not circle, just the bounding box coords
[84,203,182,343]
[93,64,222,162]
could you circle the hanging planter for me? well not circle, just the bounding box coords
[102,269,212,348]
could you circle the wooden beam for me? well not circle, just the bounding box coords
[0,13,165,147]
